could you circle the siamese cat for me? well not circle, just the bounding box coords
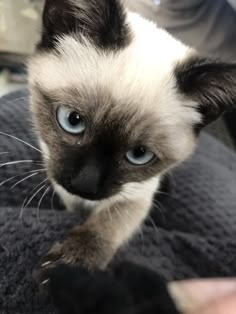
[29,0,236,282]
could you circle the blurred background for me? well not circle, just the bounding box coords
[0,0,44,96]
[1,0,236,94]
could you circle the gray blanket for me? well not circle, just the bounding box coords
[0,90,236,314]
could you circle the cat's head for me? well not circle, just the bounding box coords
[29,0,236,203]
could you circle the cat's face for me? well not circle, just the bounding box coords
[29,0,236,202]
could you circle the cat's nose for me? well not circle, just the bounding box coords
[70,164,101,200]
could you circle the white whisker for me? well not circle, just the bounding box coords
[156,190,177,201]
[120,192,131,203]
[148,216,159,234]
[0,152,9,155]
[0,169,40,187]
[0,131,42,154]
[0,175,20,188]
[10,171,44,189]
[138,226,145,253]
[2,96,29,106]
[37,185,51,221]
[107,207,113,225]
[152,199,166,222]
[114,206,129,231]
[20,178,48,219]
[51,189,56,212]
[24,184,47,214]
[0,160,40,169]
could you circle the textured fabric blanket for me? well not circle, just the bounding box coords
[0,90,236,314]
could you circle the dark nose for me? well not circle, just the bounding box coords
[70,163,102,200]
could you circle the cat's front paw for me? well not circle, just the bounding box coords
[34,226,114,288]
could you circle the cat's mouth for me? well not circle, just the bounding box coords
[63,183,105,201]
[54,177,115,202]
[68,188,105,201]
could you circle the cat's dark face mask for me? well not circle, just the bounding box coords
[32,90,170,201]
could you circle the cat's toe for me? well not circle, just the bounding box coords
[33,243,66,288]
[33,265,52,293]
[40,243,65,267]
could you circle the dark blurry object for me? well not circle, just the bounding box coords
[48,262,180,314]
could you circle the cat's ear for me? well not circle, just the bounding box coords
[176,56,236,129]
[38,0,130,50]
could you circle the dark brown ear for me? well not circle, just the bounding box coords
[38,0,130,50]
[175,56,236,127]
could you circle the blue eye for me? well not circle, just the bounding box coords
[126,147,155,165]
[57,107,86,135]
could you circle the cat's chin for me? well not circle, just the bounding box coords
[52,181,100,213]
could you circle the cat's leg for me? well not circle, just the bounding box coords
[36,180,159,284]
[36,177,160,283]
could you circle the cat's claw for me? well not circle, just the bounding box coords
[41,260,52,268]
[41,278,50,285]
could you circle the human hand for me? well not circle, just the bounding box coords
[169,279,236,314]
